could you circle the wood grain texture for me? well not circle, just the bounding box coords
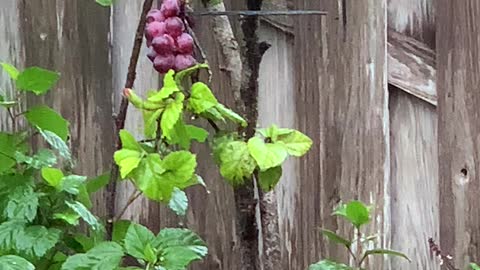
[388,29,436,105]
[437,1,480,268]
[19,0,114,217]
[292,1,388,269]
[389,88,439,270]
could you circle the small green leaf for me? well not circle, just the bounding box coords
[0,133,17,173]
[308,259,353,270]
[96,0,113,6]
[16,226,62,258]
[217,140,256,185]
[361,249,410,262]
[38,128,72,162]
[276,130,312,157]
[66,201,103,231]
[144,243,157,264]
[0,255,34,270]
[42,167,64,189]
[4,185,39,222]
[345,201,370,228]
[168,119,209,149]
[25,105,69,141]
[112,220,132,244]
[53,211,80,226]
[61,175,87,195]
[124,223,156,261]
[320,229,352,248]
[119,129,143,151]
[114,130,144,178]
[215,104,247,127]
[0,63,20,80]
[333,203,347,217]
[86,172,110,194]
[188,82,218,114]
[148,70,179,103]
[175,63,209,86]
[258,166,282,191]
[247,137,288,171]
[161,93,184,140]
[15,149,57,169]
[143,109,163,139]
[16,67,60,95]
[257,124,292,141]
[471,263,480,270]
[61,242,124,270]
[168,188,188,216]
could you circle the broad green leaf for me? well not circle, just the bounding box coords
[16,226,61,258]
[143,109,163,139]
[320,229,351,248]
[17,67,60,95]
[61,242,124,270]
[175,63,209,86]
[41,167,64,189]
[276,129,312,157]
[77,185,92,210]
[345,201,370,228]
[114,149,142,179]
[119,129,142,151]
[0,63,20,80]
[247,137,288,171]
[86,173,110,194]
[308,259,353,270]
[148,70,179,103]
[96,0,113,6]
[257,124,293,141]
[0,220,25,251]
[66,201,103,231]
[154,228,208,269]
[168,188,188,216]
[39,128,72,162]
[124,223,156,261]
[215,104,247,127]
[0,133,16,173]
[62,175,87,195]
[112,220,132,244]
[0,255,34,270]
[53,211,80,226]
[157,151,197,188]
[15,149,57,169]
[217,140,256,185]
[258,166,282,192]
[471,263,480,270]
[161,93,184,140]
[168,119,209,149]
[5,185,39,222]
[361,249,410,262]
[188,82,218,114]
[72,234,95,252]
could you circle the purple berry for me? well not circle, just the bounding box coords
[165,17,185,38]
[147,48,157,62]
[152,34,175,55]
[176,33,194,54]
[160,0,180,18]
[154,54,175,74]
[146,9,165,23]
[174,54,196,71]
[145,21,167,44]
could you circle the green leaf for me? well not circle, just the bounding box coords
[168,119,209,149]
[188,82,218,114]
[308,260,353,270]
[247,137,288,171]
[25,106,69,141]
[333,203,347,218]
[161,93,184,140]
[175,63,209,86]
[62,175,87,195]
[119,129,142,151]
[42,167,64,189]
[15,149,57,169]
[345,201,370,228]
[114,130,144,178]
[258,166,282,191]
[361,249,410,262]
[257,124,292,141]
[471,263,480,270]
[86,173,110,194]
[0,133,16,173]
[276,130,312,157]
[96,0,113,6]
[124,223,156,261]
[148,70,179,103]
[215,104,247,127]
[112,220,132,244]
[16,226,62,258]
[38,128,72,162]
[0,255,34,270]
[61,242,124,270]
[4,185,39,222]
[168,188,188,216]
[0,62,20,80]
[0,220,25,251]
[217,140,256,185]
[66,201,103,231]
[16,67,60,95]
[154,228,208,269]
[53,211,80,226]
[320,229,352,248]
[143,109,163,139]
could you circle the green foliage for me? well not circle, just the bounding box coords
[216,140,256,185]
[308,260,353,270]
[16,67,60,95]
[471,263,480,270]
[25,105,69,141]
[95,0,113,6]
[0,62,20,79]
[16,226,62,258]
[0,255,35,270]
[258,166,282,192]
[320,229,351,249]
[169,188,188,216]
[61,242,124,270]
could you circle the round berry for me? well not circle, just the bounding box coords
[146,9,165,23]
[154,54,175,74]
[147,48,157,62]
[160,0,180,18]
[176,33,194,54]
[145,21,167,43]
[174,54,196,71]
[152,34,175,55]
[165,17,185,38]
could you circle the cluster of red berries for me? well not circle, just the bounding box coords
[145,0,196,74]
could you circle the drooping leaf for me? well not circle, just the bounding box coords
[16,67,60,95]
[320,229,351,249]
[112,220,132,244]
[86,173,110,194]
[0,220,25,251]
[258,166,282,192]
[168,119,209,149]
[16,226,62,258]
[4,185,39,222]
[247,137,288,171]
[188,82,218,114]
[38,128,72,162]
[66,201,103,231]
[0,255,34,270]
[143,109,163,139]
[153,228,208,269]
[124,223,156,261]
[161,93,184,140]
[275,129,312,157]
[168,188,188,216]
[41,167,64,189]
[217,140,256,185]
[308,259,353,270]
[96,0,114,6]
[361,249,410,262]
[345,201,370,229]
[148,70,179,103]
[61,241,124,270]
[215,104,247,127]
[0,62,20,80]
[15,149,57,169]
[175,63,209,86]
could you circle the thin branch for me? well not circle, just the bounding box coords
[7,108,16,132]
[188,10,327,17]
[106,0,154,240]
[114,189,142,222]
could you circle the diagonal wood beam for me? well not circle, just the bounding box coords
[388,29,437,106]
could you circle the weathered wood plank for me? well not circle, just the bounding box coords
[388,88,439,270]
[388,29,436,105]
[437,1,480,268]
[291,1,388,269]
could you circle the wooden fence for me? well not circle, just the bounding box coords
[1,0,480,269]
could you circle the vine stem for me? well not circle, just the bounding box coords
[114,189,142,222]
[106,0,154,240]
[7,107,16,132]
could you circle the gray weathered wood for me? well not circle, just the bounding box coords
[437,1,480,268]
